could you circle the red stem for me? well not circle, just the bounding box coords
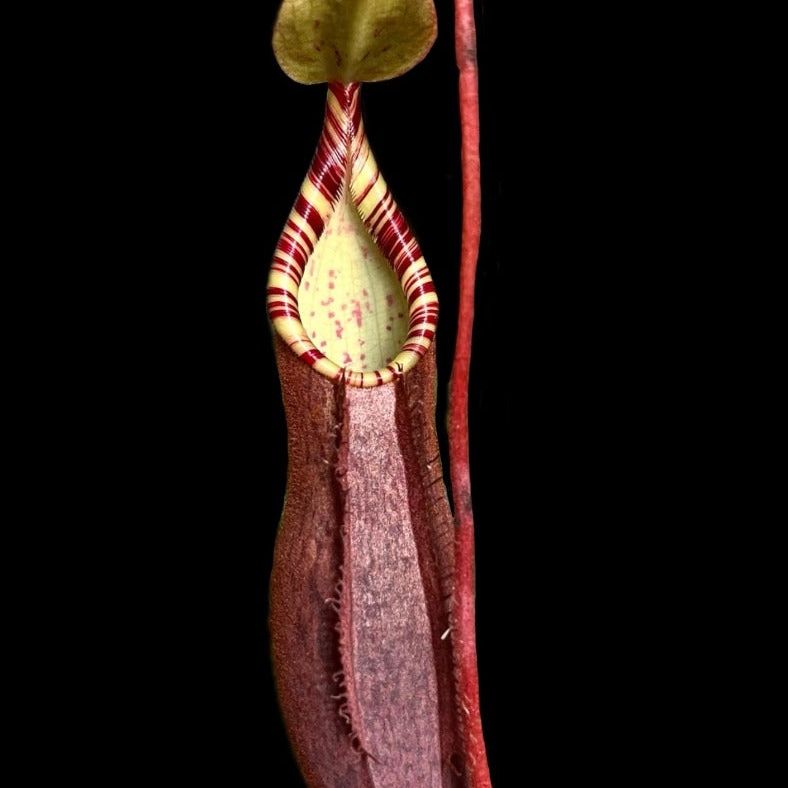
[449,1,491,786]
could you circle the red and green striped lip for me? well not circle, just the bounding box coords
[267,82,438,388]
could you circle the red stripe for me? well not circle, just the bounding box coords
[300,348,324,367]
[286,219,314,254]
[354,167,380,205]
[294,194,324,236]
[268,307,300,319]
[266,287,297,299]
[407,281,436,305]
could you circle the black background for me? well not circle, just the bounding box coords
[106,2,674,784]
[20,0,739,780]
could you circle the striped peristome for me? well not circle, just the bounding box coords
[267,82,438,388]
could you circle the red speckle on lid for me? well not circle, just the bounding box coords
[386,293,394,306]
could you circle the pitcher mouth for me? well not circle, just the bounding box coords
[267,83,438,388]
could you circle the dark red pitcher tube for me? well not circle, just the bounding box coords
[270,339,462,786]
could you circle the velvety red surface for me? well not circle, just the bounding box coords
[270,338,465,786]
